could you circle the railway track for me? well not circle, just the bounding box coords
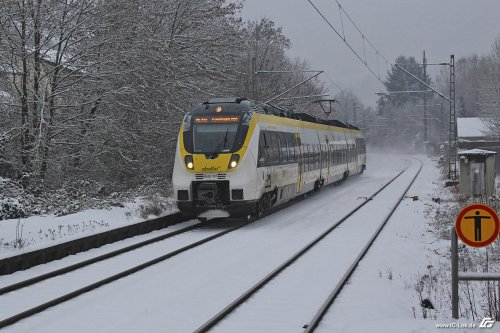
[0,212,189,275]
[193,160,421,333]
[0,160,414,331]
[0,172,333,329]
[0,220,204,296]
[302,160,422,333]
[0,218,251,329]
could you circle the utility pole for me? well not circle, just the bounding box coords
[423,51,428,146]
[394,55,458,182]
[440,103,445,143]
[449,54,457,181]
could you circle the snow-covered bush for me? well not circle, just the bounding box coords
[137,184,176,219]
[0,177,33,220]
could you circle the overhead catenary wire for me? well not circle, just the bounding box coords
[307,0,450,101]
[307,0,390,84]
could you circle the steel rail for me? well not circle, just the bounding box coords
[0,193,308,329]
[0,162,394,329]
[0,221,204,295]
[0,212,188,275]
[0,220,253,329]
[193,166,409,333]
[303,160,423,333]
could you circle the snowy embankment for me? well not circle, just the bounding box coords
[0,198,177,260]
[316,156,478,333]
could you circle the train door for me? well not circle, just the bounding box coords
[295,133,304,193]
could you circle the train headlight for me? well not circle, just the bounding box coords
[228,154,240,169]
[185,155,194,170]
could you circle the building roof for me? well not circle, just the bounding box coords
[458,148,496,156]
[457,117,491,138]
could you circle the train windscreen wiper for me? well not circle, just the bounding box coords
[210,127,229,158]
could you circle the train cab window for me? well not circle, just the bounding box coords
[278,132,288,164]
[258,131,268,167]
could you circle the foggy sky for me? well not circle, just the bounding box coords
[240,0,500,107]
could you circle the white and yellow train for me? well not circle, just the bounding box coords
[172,97,366,219]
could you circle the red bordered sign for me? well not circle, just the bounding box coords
[455,204,500,248]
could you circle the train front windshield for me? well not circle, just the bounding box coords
[193,123,238,153]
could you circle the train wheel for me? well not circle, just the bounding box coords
[255,202,263,218]
[248,201,264,222]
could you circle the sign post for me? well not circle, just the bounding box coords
[451,203,500,319]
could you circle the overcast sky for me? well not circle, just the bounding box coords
[240,0,500,107]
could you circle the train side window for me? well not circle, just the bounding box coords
[318,145,321,169]
[258,131,267,167]
[270,132,280,166]
[304,145,309,172]
[330,145,334,166]
[267,132,275,166]
[325,144,328,168]
[311,145,314,171]
[278,132,288,164]
[287,133,296,163]
[328,145,332,167]
[317,145,321,170]
[302,145,307,171]
[319,145,322,169]
[312,145,317,170]
[310,145,314,170]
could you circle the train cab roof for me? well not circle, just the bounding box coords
[193,97,360,130]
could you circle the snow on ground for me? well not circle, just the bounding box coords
[0,198,178,259]
[0,152,490,332]
[316,155,479,333]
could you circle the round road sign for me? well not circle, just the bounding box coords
[455,204,500,248]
